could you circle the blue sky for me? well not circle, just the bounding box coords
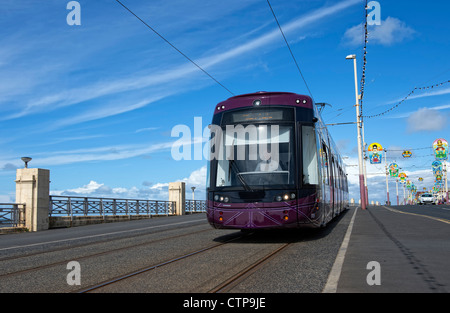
[1,0,449,204]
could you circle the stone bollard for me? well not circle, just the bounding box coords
[15,168,50,231]
[169,182,185,215]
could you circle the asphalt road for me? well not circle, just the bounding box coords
[1,204,449,297]
[0,211,352,294]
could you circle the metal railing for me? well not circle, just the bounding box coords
[0,203,26,227]
[49,196,176,218]
[185,200,206,213]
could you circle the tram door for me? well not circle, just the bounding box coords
[321,143,331,219]
[330,156,335,215]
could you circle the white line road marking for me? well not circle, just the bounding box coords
[322,207,358,293]
[0,219,205,252]
[382,206,450,225]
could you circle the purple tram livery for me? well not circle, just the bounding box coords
[206,91,348,229]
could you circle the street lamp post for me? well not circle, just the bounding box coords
[396,178,399,206]
[445,162,449,204]
[346,54,366,210]
[191,186,196,212]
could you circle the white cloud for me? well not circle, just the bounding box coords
[406,87,450,102]
[181,166,207,187]
[0,194,14,202]
[64,180,106,195]
[343,17,415,46]
[50,166,208,201]
[407,108,447,133]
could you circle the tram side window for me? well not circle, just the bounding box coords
[331,156,336,188]
[321,143,329,185]
[302,126,319,185]
[337,167,341,190]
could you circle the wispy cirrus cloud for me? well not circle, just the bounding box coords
[1,0,361,128]
[406,107,448,133]
[0,133,208,170]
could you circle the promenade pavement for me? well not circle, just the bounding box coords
[336,205,450,293]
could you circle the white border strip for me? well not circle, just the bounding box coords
[382,205,450,225]
[322,207,358,293]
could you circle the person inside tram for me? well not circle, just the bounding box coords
[255,152,281,172]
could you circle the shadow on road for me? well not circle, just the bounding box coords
[212,208,350,244]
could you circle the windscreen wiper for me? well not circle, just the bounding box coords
[228,159,253,192]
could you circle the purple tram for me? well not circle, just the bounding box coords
[206,92,348,229]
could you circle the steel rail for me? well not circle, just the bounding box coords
[77,232,246,293]
[208,242,291,293]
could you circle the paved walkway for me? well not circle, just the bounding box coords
[336,206,450,293]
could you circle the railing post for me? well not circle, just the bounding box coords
[84,197,88,216]
[68,197,73,224]
[100,198,105,222]
[49,196,53,217]
[12,204,17,227]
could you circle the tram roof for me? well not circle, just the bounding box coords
[214,91,313,114]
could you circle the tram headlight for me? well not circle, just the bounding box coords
[214,194,231,203]
[275,192,296,202]
[253,99,261,106]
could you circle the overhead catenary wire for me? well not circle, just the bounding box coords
[266,0,314,102]
[114,0,234,96]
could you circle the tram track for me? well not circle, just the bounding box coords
[208,242,291,293]
[77,233,292,293]
[1,212,354,293]
[77,231,247,293]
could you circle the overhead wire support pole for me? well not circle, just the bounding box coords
[384,149,390,205]
[362,117,368,206]
[445,161,449,204]
[396,178,399,206]
[115,0,234,97]
[346,54,366,210]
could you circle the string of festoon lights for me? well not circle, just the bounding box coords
[359,0,369,117]
[364,79,450,119]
